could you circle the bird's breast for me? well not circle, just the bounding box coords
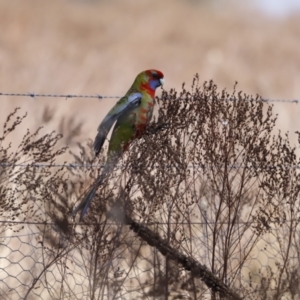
[131,98,154,124]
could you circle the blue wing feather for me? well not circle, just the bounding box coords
[93,92,142,156]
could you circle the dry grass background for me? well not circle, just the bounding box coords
[1,0,300,152]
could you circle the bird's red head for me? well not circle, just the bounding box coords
[145,70,164,87]
[135,69,164,97]
[145,69,164,80]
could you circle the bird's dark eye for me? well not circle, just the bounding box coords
[152,72,159,79]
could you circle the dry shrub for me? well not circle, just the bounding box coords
[1,78,300,299]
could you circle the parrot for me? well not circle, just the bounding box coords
[72,69,164,221]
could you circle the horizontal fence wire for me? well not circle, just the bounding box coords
[1,162,300,169]
[0,91,299,103]
[0,92,118,100]
[0,219,299,227]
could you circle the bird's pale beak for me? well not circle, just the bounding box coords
[159,78,165,86]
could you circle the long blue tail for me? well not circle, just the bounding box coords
[71,185,97,221]
[71,156,118,221]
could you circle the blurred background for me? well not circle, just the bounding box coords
[1,0,300,151]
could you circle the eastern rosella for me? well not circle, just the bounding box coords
[72,69,164,220]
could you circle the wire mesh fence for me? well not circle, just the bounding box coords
[1,219,299,299]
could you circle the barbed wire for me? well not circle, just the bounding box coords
[0,92,118,100]
[0,91,299,104]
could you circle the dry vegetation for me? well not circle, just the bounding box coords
[1,1,300,299]
[1,79,300,299]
